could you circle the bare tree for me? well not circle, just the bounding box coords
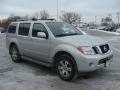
[101,14,113,26]
[22,15,29,20]
[7,14,21,23]
[60,12,81,24]
[32,10,50,20]
[40,10,50,20]
[32,12,40,19]
[116,12,120,26]
[0,14,22,28]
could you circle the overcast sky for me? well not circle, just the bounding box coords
[0,0,120,22]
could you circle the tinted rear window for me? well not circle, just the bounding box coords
[18,23,30,36]
[8,23,17,33]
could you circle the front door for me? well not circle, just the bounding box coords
[29,23,50,62]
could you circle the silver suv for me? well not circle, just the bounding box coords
[6,20,113,81]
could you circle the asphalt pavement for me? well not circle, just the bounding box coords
[0,31,120,90]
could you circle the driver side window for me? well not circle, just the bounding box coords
[32,23,47,37]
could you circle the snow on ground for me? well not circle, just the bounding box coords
[89,29,120,35]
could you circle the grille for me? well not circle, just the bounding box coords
[100,44,110,54]
[92,47,99,54]
[92,44,110,54]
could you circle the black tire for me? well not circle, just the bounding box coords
[9,45,22,63]
[56,54,78,81]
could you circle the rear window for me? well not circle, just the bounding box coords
[8,23,17,33]
[18,23,30,36]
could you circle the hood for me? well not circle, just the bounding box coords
[56,35,107,47]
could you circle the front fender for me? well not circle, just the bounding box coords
[50,44,77,59]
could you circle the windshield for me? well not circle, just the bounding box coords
[46,22,83,37]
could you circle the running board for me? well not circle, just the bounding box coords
[21,56,52,67]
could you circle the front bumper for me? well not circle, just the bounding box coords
[73,50,113,72]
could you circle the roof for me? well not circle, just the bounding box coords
[11,20,63,24]
[11,19,58,23]
[13,20,55,23]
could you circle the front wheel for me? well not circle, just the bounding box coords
[56,54,78,81]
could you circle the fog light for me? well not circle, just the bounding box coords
[89,63,95,67]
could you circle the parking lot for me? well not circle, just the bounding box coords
[0,31,120,90]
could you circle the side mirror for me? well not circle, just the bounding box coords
[37,32,46,38]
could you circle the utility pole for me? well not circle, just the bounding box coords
[95,16,97,24]
[0,19,2,26]
[57,0,59,21]
[117,12,120,27]
[95,16,97,28]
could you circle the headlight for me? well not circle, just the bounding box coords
[78,46,95,55]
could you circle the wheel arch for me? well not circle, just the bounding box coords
[9,42,20,55]
[9,42,17,54]
[53,51,78,71]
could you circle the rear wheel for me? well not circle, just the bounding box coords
[9,45,22,63]
[56,54,78,81]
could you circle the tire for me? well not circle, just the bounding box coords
[9,45,22,63]
[56,54,78,81]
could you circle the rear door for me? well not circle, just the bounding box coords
[17,23,31,55]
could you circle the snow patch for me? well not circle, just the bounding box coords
[89,29,120,35]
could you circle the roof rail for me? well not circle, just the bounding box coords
[31,18,56,21]
[13,18,56,22]
[41,19,56,21]
[15,19,27,21]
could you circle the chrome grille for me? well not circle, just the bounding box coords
[100,44,110,54]
[92,44,110,54]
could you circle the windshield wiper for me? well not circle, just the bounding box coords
[55,33,80,37]
[68,33,80,35]
[55,34,68,37]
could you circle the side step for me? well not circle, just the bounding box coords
[21,56,52,67]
